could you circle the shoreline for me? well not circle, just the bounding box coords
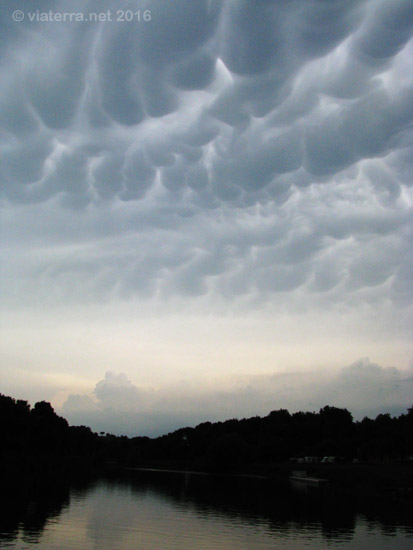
[117,460,413,502]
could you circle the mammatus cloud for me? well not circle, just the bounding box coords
[0,0,412,313]
[62,359,413,436]
[1,1,412,429]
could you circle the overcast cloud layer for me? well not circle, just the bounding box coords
[1,0,413,434]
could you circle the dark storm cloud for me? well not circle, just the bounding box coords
[0,0,413,312]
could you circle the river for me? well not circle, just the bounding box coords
[1,469,412,549]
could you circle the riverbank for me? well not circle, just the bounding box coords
[122,459,413,503]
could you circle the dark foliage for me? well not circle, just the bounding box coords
[1,393,412,476]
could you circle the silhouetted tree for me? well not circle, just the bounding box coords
[2,392,413,474]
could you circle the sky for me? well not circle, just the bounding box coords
[1,0,413,436]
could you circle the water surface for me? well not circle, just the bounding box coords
[1,470,412,549]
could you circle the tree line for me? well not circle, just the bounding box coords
[1,393,412,475]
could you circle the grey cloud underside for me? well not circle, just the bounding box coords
[1,0,413,306]
[62,359,413,436]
